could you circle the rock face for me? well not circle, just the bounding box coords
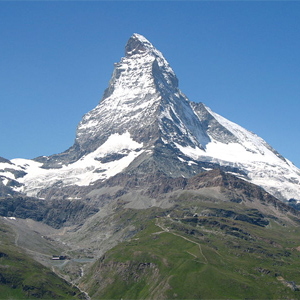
[1,33,300,203]
[0,196,99,228]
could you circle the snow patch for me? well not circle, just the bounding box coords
[177,157,186,163]
[2,178,9,186]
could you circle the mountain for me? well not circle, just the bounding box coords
[1,33,299,204]
[1,34,300,299]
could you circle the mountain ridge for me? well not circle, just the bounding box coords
[0,33,299,203]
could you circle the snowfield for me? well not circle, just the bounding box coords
[11,132,143,197]
[175,105,300,201]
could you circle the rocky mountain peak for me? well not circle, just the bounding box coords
[123,33,178,88]
[125,33,154,57]
[73,33,184,154]
[4,34,300,203]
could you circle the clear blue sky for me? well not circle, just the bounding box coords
[1,2,300,168]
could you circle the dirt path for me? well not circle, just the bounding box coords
[155,218,208,264]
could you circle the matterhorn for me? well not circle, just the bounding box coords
[1,33,300,204]
[2,33,300,299]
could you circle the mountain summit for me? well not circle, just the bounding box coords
[74,32,193,156]
[2,33,300,202]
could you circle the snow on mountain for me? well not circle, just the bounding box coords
[0,160,18,183]
[0,158,26,186]
[11,132,143,197]
[75,33,179,154]
[177,104,300,201]
[3,33,300,202]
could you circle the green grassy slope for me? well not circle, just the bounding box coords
[81,204,300,299]
[0,219,85,299]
